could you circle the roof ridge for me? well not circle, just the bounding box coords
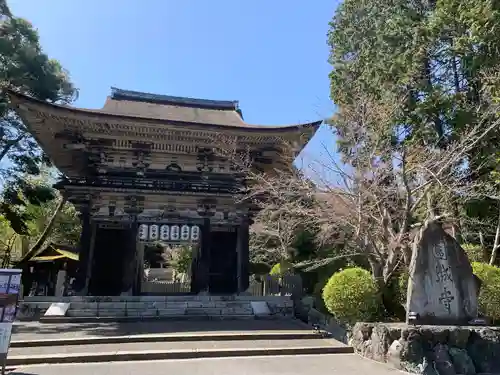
[110,87,239,111]
[8,89,323,130]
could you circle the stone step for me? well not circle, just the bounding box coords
[17,297,294,322]
[66,307,254,317]
[12,332,325,348]
[23,295,292,302]
[66,309,184,317]
[68,301,253,309]
[6,337,353,366]
[40,315,258,323]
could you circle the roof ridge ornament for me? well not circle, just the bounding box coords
[110,87,239,111]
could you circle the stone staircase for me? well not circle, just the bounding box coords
[9,320,353,366]
[18,295,294,322]
[66,299,254,319]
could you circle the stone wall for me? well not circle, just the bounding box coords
[293,297,349,343]
[16,302,51,321]
[350,322,500,374]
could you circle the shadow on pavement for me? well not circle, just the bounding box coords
[12,320,310,340]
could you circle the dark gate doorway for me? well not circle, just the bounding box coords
[89,225,136,296]
[209,228,237,294]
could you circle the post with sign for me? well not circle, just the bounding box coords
[0,269,22,375]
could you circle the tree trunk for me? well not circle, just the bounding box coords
[21,236,29,256]
[369,257,406,321]
[0,134,26,163]
[380,275,406,321]
[489,203,500,265]
[18,195,67,265]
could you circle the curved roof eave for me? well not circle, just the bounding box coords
[8,90,323,133]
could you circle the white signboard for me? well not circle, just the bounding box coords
[0,269,21,323]
[0,268,22,370]
[0,323,12,354]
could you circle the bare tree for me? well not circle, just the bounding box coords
[214,91,499,317]
[315,99,497,280]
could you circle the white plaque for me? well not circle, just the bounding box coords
[44,303,70,317]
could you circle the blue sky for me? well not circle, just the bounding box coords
[8,0,339,168]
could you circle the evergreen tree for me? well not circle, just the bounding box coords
[0,0,77,233]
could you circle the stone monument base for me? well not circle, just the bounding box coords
[350,322,500,374]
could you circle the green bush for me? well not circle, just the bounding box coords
[398,271,409,307]
[312,278,329,313]
[462,244,485,263]
[472,262,500,322]
[249,262,271,275]
[269,261,293,276]
[322,267,382,324]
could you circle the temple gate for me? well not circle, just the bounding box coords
[9,88,319,296]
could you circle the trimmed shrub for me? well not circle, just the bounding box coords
[269,261,293,276]
[472,262,500,322]
[322,267,382,324]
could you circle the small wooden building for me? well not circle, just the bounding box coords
[22,243,79,297]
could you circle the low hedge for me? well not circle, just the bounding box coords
[269,261,293,276]
[471,262,500,322]
[322,267,382,324]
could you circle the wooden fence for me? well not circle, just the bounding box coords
[141,280,191,294]
[247,275,303,297]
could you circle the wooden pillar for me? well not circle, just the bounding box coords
[121,221,138,295]
[134,242,145,296]
[237,216,250,293]
[75,208,91,294]
[83,222,97,295]
[198,217,211,293]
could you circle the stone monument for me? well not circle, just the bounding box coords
[406,221,479,324]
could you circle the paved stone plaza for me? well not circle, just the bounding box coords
[8,354,404,375]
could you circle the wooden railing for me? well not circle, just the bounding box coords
[140,274,303,296]
[247,275,303,297]
[141,280,191,294]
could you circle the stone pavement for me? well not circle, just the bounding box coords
[9,337,343,357]
[8,355,406,375]
[12,319,310,342]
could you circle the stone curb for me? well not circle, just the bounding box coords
[6,346,355,366]
[38,315,293,324]
[38,315,260,324]
[11,332,321,348]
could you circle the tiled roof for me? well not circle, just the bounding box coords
[110,87,239,110]
[101,91,247,127]
[8,88,323,130]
